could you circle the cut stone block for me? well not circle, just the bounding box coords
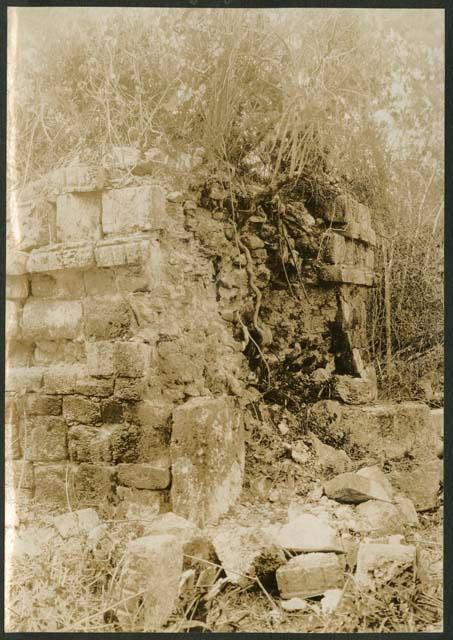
[324,472,393,504]
[390,460,442,512]
[171,396,245,526]
[318,266,374,286]
[332,375,377,404]
[394,495,419,526]
[6,459,34,489]
[34,463,74,504]
[323,232,346,264]
[269,514,343,553]
[6,367,43,392]
[12,199,51,250]
[63,396,101,425]
[22,299,83,340]
[75,376,114,397]
[431,408,443,440]
[23,394,62,416]
[86,341,151,378]
[25,416,68,462]
[56,192,102,243]
[117,460,171,490]
[311,436,352,475]
[116,534,182,632]
[6,300,21,339]
[86,341,115,377]
[5,422,21,459]
[43,366,79,394]
[123,399,173,428]
[212,524,286,587]
[356,466,394,498]
[68,424,122,463]
[94,238,155,268]
[83,297,131,340]
[48,165,103,193]
[73,463,116,505]
[6,275,29,300]
[276,553,344,599]
[355,501,403,535]
[355,542,416,588]
[30,271,85,299]
[116,485,164,511]
[114,377,145,401]
[101,399,123,423]
[51,508,100,539]
[102,185,166,235]
[28,243,95,273]
[6,249,29,275]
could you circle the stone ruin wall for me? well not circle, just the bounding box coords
[6,163,382,526]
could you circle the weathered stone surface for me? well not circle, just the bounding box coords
[318,266,374,287]
[212,524,285,586]
[332,375,377,404]
[86,341,115,377]
[394,495,419,526]
[116,485,164,511]
[124,399,173,429]
[356,466,394,498]
[5,422,21,459]
[355,542,416,588]
[12,199,51,250]
[22,299,83,340]
[321,588,343,615]
[6,275,29,300]
[63,396,101,425]
[28,243,95,273]
[324,472,393,504]
[171,396,245,526]
[51,508,100,539]
[23,394,62,416]
[310,436,352,475]
[269,514,343,553]
[276,553,344,599]
[6,301,21,340]
[48,164,102,193]
[6,367,43,392]
[117,460,171,490]
[75,375,114,397]
[6,459,34,489]
[43,366,79,394]
[25,416,67,462]
[116,500,161,523]
[56,192,102,243]
[280,598,309,612]
[11,525,59,558]
[30,271,85,299]
[86,341,151,378]
[73,463,116,504]
[34,463,74,503]
[94,238,155,268]
[114,377,145,401]
[431,408,443,441]
[102,185,166,234]
[324,232,347,264]
[101,398,124,423]
[116,534,182,632]
[83,297,131,339]
[68,424,122,463]
[7,249,29,275]
[355,501,403,535]
[390,460,442,512]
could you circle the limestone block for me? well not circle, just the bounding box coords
[30,271,85,299]
[22,299,83,340]
[34,462,74,503]
[114,342,152,377]
[311,436,352,475]
[355,542,416,588]
[102,185,166,235]
[74,375,114,397]
[5,422,21,459]
[56,192,102,243]
[318,265,374,286]
[86,341,115,377]
[323,232,346,264]
[116,534,182,631]
[28,243,95,273]
[6,249,29,275]
[24,394,62,416]
[83,297,131,340]
[48,165,102,193]
[394,495,419,526]
[123,399,173,429]
[276,553,344,599]
[25,415,68,462]
[117,460,171,490]
[101,399,123,423]
[116,485,164,511]
[63,396,101,425]
[94,238,154,268]
[431,408,443,440]
[332,375,377,404]
[324,472,393,504]
[68,424,122,463]
[171,396,245,526]
[355,501,403,535]
[6,459,34,490]
[6,300,21,339]
[83,268,117,296]
[390,459,442,511]
[51,508,100,539]
[327,195,370,226]
[73,463,116,504]
[114,377,145,401]
[12,199,51,250]
[269,514,343,553]
[6,367,43,392]
[6,275,29,300]
[43,366,79,394]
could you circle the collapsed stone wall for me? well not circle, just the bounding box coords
[5,161,379,526]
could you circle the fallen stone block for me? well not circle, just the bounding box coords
[332,375,377,404]
[102,185,167,235]
[56,192,102,243]
[356,465,394,498]
[212,524,285,587]
[324,472,393,504]
[355,501,403,535]
[116,534,182,631]
[25,416,68,462]
[310,436,352,475]
[390,460,442,512]
[171,396,245,526]
[22,299,83,341]
[51,508,100,538]
[394,495,419,526]
[355,542,416,588]
[321,588,343,615]
[117,460,171,490]
[63,396,101,425]
[269,514,343,553]
[280,597,309,612]
[277,553,344,599]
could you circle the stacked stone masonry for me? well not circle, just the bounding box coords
[6,163,378,525]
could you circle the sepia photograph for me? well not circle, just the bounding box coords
[5,5,444,633]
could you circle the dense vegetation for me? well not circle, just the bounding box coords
[8,7,444,399]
